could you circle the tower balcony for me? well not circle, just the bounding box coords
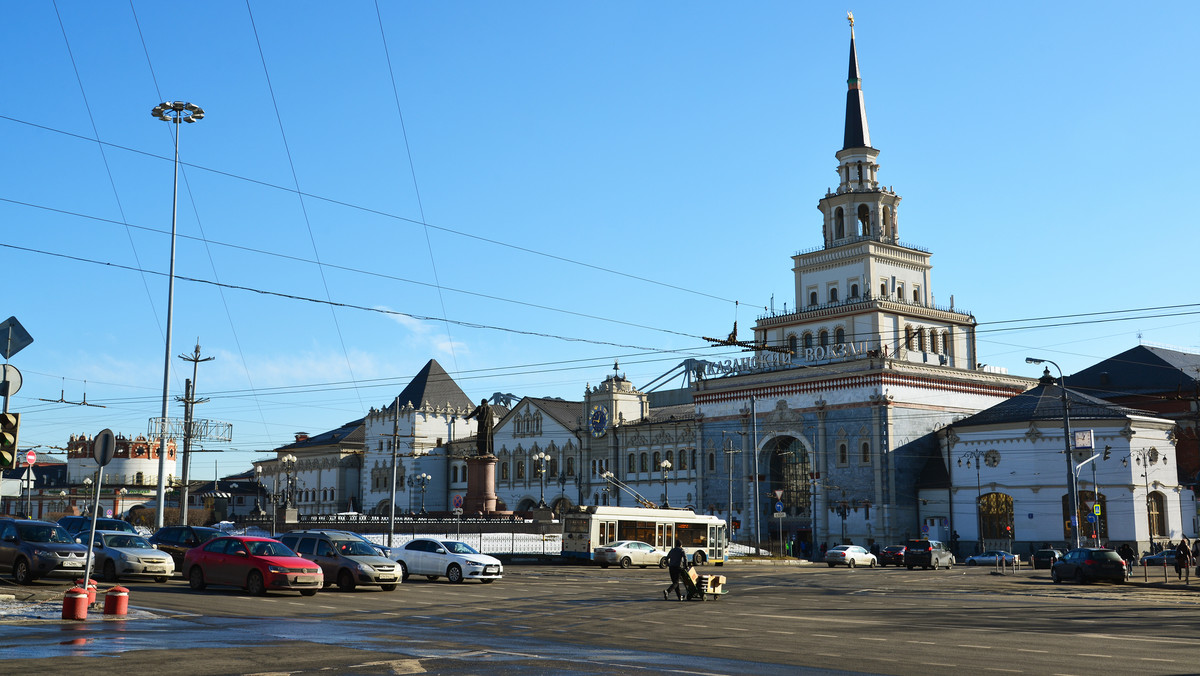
[756,292,974,327]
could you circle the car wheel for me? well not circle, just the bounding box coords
[12,558,33,585]
[447,564,463,584]
[827,563,836,568]
[1051,569,1061,583]
[155,576,168,584]
[426,575,439,581]
[848,558,856,568]
[659,557,667,569]
[869,559,877,568]
[620,556,632,569]
[906,565,913,570]
[188,566,206,590]
[104,560,119,583]
[381,584,397,591]
[481,579,495,584]
[247,570,267,596]
[300,589,318,597]
[600,564,609,569]
[398,561,409,581]
[967,560,977,566]
[337,569,356,591]
[693,552,706,566]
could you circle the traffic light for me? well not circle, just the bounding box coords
[0,412,19,469]
[1004,525,1012,538]
[1102,445,1111,461]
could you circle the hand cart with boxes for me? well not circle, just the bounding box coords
[681,566,728,601]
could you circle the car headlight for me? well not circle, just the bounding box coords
[268,565,289,574]
[32,548,54,558]
[356,563,375,573]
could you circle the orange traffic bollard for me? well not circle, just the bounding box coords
[76,578,98,605]
[103,586,129,616]
[62,587,89,620]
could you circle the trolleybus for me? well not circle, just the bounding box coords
[561,506,727,566]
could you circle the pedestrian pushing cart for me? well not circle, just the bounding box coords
[680,566,728,601]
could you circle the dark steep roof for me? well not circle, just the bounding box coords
[843,28,872,150]
[389,359,473,412]
[277,418,364,451]
[1068,345,1200,398]
[952,370,1151,428]
[524,397,582,431]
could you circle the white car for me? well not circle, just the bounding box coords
[92,530,175,582]
[964,550,1016,566]
[393,538,502,583]
[593,540,668,569]
[824,545,877,568]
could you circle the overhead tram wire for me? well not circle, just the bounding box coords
[128,0,274,455]
[245,1,365,413]
[0,114,740,306]
[374,1,459,372]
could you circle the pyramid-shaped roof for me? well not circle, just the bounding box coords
[389,359,473,412]
[952,370,1151,428]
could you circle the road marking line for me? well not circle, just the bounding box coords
[907,641,936,645]
[727,627,749,632]
[1140,658,1175,663]
[683,624,707,628]
[983,668,1022,673]
[861,637,886,641]
[1017,649,1047,653]
[813,634,838,638]
[737,612,876,625]
[318,605,337,609]
[817,653,840,658]
[1076,654,1110,658]
[927,663,956,668]
[767,630,794,635]
[958,645,991,649]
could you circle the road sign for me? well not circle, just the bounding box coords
[452,508,464,516]
[773,512,786,519]
[0,364,21,397]
[1093,504,1101,516]
[775,501,784,512]
[0,317,33,360]
[452,494,463,509]
[921,525,930,533]
[106,509,113,518]
[1086,515,1097,523]
[25,450,35,465]
[93,428,117,467]
[773,489,784,499]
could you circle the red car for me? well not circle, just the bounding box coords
[184,536,323,596]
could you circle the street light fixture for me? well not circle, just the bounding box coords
[416,473,431,514]
[1026,356,1081,549]
[152,100,205,530]
[957,450,986,555]
[659,459,672,508]
[1124,448,1166,549]
[532,451,550,508]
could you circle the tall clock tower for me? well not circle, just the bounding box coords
[754,19,979,370]
[583,365,649,487]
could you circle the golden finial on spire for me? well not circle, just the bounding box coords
[847,11,854,28]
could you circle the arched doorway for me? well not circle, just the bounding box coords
[767,437,812,516]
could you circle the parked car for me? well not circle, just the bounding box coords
[149,525,225,569]
[593,540,668,569]
[964,551,1017,566]
[91,530,175,583]
[184,535,322,596]
[903,539,954,570]
[58,516,138,535]
[278,531,400,591]
[0,518,91,584]
[393,538,503,583]
[1139,551,1178,567]
[1031,549,1064,569]
[1052,548,1127,584]
[824,545,877,568]
[283,530,391,557]
[879,545,906,566]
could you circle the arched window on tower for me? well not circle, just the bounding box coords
[881,206,891,237]
[829,287,838,303]
[837,443,848,465]
[787,335,798,356]
[918,329,926,352]
[834,208,845,239]
[627,454,636,474]
[850,283,859,298]
[943,331,952,359]
[904,326,914,350]
[835,328,845,344]
[803,333,813,350]
[809,291,818,307]
[640,453,648,473]
[880,282,888,297]
[857,204,870,236]
[860,441,871,464]
[819,330,829,347]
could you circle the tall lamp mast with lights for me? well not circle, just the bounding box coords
[1026,357,1081,549]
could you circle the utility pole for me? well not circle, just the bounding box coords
[176,342,213,526]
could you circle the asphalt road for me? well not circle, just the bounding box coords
[2,562,1199,675]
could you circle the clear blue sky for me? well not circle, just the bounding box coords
[3,2,1197,476]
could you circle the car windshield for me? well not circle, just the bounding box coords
[16,523,74,543]
[102,534,152,549]
[884,546,903,552]
[97,519,134,532]
[830,546,850,552]
[441,541,479,555]
[337,541,379,557]
[246,541,296,557]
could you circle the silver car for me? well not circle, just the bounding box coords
[593,540,668,569]
[92,530,175,583]
[825,545,877,568]
[280,532,401,591]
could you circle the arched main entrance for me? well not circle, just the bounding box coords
[767,436,812,517]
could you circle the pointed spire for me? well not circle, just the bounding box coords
[843,12,871,150]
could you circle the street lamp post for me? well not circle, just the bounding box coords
[1124,448,1165,551]
[416,473,431,514]
[957,450,986,555]
[533,451,549,508]
[1027,357,1081,549]
[660,459,672,508]
[151,100,205,530]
